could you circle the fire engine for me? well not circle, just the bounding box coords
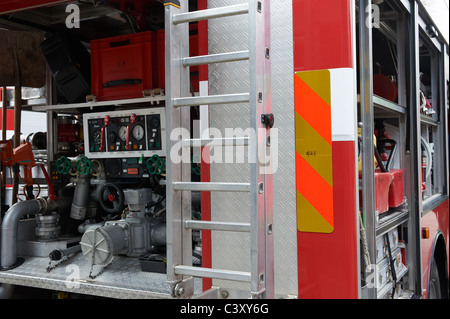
[0,0,448,299]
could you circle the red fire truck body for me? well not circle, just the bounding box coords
[0,0,448,299]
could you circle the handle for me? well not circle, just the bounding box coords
[99,116,110,152]
[382,139,397,172]
[125,114,136,150]
[102,79,142,88]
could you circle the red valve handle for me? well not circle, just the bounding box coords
[125,114,136,150]
[99,116,110,152]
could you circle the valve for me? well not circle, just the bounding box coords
[98,182,125,213]
[125,114,136,150]
[56,156,71,175]
[146,154,165,175]
[77,156,92,175]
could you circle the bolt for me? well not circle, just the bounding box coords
[176,287,185,296]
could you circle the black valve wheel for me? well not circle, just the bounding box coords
[98,182,125,213]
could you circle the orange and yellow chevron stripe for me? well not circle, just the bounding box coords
[295,70,334,233]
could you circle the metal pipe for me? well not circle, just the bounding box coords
[49,245,81,261]
[1,198,46,270]
[70,175,90,220]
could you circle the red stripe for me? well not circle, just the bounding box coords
[198,0,212,292]
[292,0,353,72]
[296,153,333,227]
[0,109,15,131]
[294,75,332,145]
[298,141,358,299]
[198,0,208,83]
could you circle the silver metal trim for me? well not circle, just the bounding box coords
[183,51,250,67]
[182,137,250,147]
[172,3,249,24]
[175,265,252,282]
[185,220,251,232]
[173,93,250,107]
[173,182,251,192]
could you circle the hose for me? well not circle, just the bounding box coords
[359,213,371,272]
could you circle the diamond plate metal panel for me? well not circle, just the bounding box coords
[207,0,297,296]
[0,253,202,299]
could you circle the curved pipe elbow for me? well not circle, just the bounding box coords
[1,198,46,270]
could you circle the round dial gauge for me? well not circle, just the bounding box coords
[93,130,101,145]
[118,126,127,142]
[132,125,145,141]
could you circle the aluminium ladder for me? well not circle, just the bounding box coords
[164,0,274,299]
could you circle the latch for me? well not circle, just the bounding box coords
[261,113,275,129]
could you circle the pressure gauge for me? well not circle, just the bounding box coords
[93,130,101,145]
[118,126,127,142]
[132,124,145,141]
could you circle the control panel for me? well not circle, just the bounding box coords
[83,108,166,159]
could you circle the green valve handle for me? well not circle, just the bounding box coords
[56,156,71,175]
[146,155,165,175]
[191,161,200,176]
[77,156,92,175]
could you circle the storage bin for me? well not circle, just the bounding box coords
[91,31,157,101]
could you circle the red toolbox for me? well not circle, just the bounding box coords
[156,24,199,93]
[91,31,158,101]
[388,169,404,208]
[374,172,394,214]
[359,171,394,215]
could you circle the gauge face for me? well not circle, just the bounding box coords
[93,130,101,145]
[132,125,145,141]
[118,126,127,142]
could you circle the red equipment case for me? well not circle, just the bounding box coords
[90,31,159,101]
[388,169,404,208]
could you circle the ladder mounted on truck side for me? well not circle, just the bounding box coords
[164,0,274,299]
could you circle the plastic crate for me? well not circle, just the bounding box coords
[91,31,157,101]
[388,169,404,208]
[41,33,91,103]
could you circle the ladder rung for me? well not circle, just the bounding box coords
[173,93,250,107]
[175,265,251,283]
[172,3,249,25]
[183,51,250,67]
[173,182,250,192]
[185,220,251,232]
[182,137,250,147]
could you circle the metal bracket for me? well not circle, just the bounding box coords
[171,277,194,298]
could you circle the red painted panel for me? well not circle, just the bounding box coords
[0,0,70,15]
[0,109,15,131]
[298,141,358,299]
[197,0,212,292]
[292,0,353,71]
[421,200,449,299]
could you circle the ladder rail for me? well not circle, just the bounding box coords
[182,137,250,147]
[164,1,193,292]
[182,50,250,67]
[172,3,249,24]
[175,265,252,283]
[173,182,251,192]
[173,93,250,107]
[185,220,251,233]
[165,0,274,299]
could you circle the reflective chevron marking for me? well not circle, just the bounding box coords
[295,70,334,234]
